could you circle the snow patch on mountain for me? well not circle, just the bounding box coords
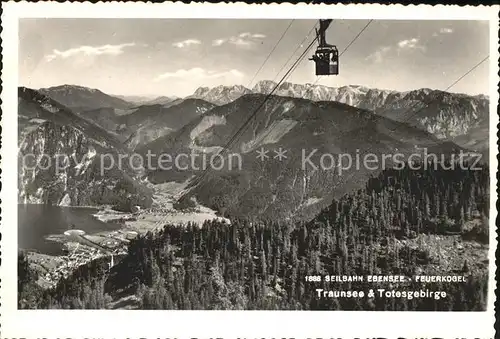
[280,101,295,116]
[190,115,227,141]
[241,119,297,153]
[302,197,323,207]
[189,85,252,105]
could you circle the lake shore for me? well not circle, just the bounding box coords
[24,181,229,289]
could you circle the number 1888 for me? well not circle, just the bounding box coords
[305,275,322,282]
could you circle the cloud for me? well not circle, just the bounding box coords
[238,32,266,39]
[367,38,425,63]
[439,28,454,34]
[212,32,266,47]
[154,67,244,81]
[397,38,422,49]
[172,39,202,48]
[212,39,226,47]
[45,42,135,62]
[433,27,454,37]
[366,46,392,63]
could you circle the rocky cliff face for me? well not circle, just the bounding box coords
[188,85,253,105]
[377,90,489,147]
[18,87,152,210]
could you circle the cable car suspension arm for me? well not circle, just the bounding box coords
[316,19,333,47]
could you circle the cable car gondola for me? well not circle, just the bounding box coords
[310,19,339,76]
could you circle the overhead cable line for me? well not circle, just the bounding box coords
[272,24,319,83]
[183,28,320,192]
[179,19,375,200]
[379,55,490,128]
[254,19,375,148]
[339,20,373,57]
[324,54,490,195]
[248,20,295,88]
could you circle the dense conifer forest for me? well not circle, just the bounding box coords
[19,161,490,310]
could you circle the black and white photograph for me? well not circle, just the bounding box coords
[14,15,494,312]
[1,6,496,337]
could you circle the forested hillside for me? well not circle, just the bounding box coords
[19,161,489,310]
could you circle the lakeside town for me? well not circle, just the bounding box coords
[23,182,230,289]
[27,230,132,289]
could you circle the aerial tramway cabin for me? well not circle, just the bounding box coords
[310,19,339,76]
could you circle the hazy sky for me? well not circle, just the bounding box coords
[19,19,490,97]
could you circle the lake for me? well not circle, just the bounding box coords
[18,204,122,255]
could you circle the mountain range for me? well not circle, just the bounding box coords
[39,81,489,153]
[19,75,490,313]
[143,94,464,220]
[187,81,489,151]
[27,81,489,217]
